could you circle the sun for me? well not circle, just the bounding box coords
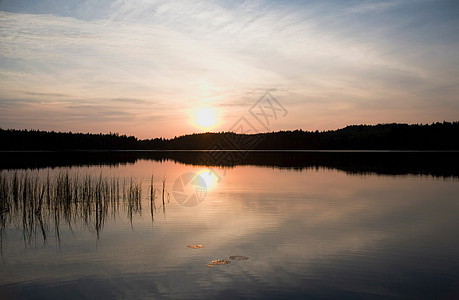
[194,107,217,129]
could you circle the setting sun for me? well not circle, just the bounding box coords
[194,107,217,129]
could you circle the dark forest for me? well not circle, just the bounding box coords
[1,121,458,150]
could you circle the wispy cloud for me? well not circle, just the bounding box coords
[23,91,69,97]
[111,98,148,105]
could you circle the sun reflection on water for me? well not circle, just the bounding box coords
[196,168,219,190]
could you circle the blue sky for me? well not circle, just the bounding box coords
[1,0,458,138]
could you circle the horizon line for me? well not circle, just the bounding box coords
[2,120,458,140]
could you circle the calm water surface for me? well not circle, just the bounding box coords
[1,152,459,299]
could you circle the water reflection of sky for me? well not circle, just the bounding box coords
[1,161,459,299]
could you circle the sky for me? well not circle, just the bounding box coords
[0,0,458,139]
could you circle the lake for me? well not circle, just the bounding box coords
[1,151,459,299]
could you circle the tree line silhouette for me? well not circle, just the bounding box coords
[1,121,458,150]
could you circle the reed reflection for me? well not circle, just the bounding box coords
[0,171,168,251]
[148,175,169,223]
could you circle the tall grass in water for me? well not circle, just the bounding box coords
[147,174,171,222]
[150,175,155,222]
[0,170,154,247]
[126,177,142,228]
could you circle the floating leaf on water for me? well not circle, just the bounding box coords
[208,259,231,265]
[228,255,249,261]
[186,245,204,249]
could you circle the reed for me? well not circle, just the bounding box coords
[0,170,163,247]
[150,175,155,222]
